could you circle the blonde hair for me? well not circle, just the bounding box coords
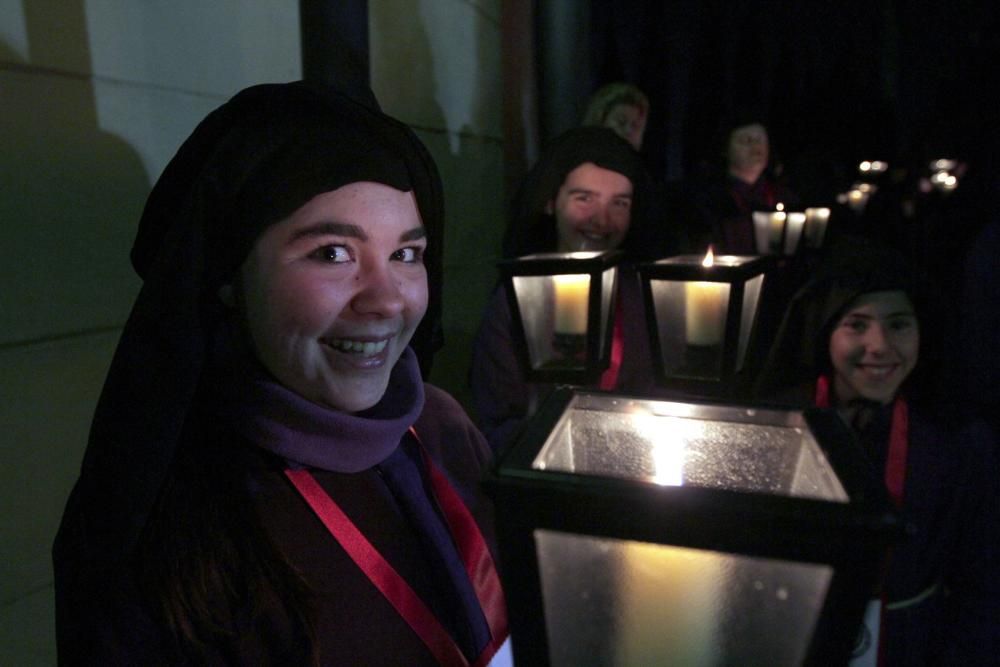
[582,83,649,126]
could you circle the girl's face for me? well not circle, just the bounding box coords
[828,290,919,405]
[236,182,428,413]
[604,103,646,150]
[547,162,633,253]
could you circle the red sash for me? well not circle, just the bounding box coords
[285,429,508,666]
[815,375,909,666]
[599,296,625,391]
[814,376,909,508]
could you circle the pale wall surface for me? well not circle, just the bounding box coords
[0,2,300,664]
[371,0,505,410]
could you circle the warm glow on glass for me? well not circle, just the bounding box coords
[552,274,590,334]
[634,414,705,486]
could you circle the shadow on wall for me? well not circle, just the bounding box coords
[0,1,151,664]
[371,4,507,413]
[1,0,150,346]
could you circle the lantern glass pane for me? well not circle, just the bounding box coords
[804,208,831,248]
[535,530,832,667]
[752,211,785,254]
[513,274,591,370]
[598,266,616,351]
[650,279,731,380]
[784,212,806,254]
[532,396,847,501]
[736,274,765,371]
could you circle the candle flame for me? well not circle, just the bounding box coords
[776,202,785,212]
[702,246,715,268]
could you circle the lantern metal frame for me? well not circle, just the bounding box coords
[638,254,773,397]
[484,387,903,667]
[498,250,623,385]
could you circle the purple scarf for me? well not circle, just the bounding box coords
[217,347,425,472]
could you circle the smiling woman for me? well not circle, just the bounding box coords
[235,184,428,414]
[52,82,508,665]
[754,237,999,663]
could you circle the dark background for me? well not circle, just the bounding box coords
[534,0,999,202]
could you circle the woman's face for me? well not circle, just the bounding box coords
[728,123,769,172]
[236,182,428,413]
[547,162,633,252]
[828,290,919,405]
[604,103,646,151]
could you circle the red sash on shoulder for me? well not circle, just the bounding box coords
[815,375,909,666]
[814,376,909,507]
[285,428,508,667]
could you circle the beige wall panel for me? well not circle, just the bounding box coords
[0,331,119,603]
[415,130,505,405]
[370,0,502,141]
[0,1,300,94]
[0,586,56,665]
[1,70,145,344]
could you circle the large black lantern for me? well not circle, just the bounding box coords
[638,250,771,396]
[498,250,622,384]
[485,388,901,667]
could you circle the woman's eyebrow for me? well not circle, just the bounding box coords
[399,227,426,243]
[290,221,366,243]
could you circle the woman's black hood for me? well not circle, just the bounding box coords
[55,81,445,573]
[755,236,923,400]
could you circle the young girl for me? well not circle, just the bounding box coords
[756,238,998,664]
[53,82,508,665]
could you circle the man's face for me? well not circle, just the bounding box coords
[548,162,633,252]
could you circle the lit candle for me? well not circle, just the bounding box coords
[616,541,722,665]
[804,207,831,248]
[552,274,590,334]
[684,248,726,346]
[752,203,786,254]
[846,189,865,212]
[784,211,806,254]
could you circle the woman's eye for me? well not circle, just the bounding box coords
[310,245,350,263]
[843,318,867,333]
[392,246,423,263]
[889,317,916,332]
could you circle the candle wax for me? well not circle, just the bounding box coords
[685,281,726,346]
[553,274,590,334]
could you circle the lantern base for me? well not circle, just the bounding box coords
[676,344,723,380]
[548,333,586,365]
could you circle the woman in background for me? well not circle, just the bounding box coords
[755,238,998,665]
[581,82,650,152]
[53,82,508,665]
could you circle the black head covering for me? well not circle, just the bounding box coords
[55,81,445,573]
[754,236,921,400]
[502,126,646,258]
